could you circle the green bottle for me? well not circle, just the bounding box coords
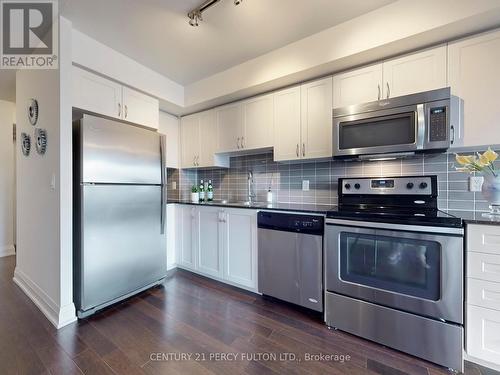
[199,180,205,202]
[207,180,214,201]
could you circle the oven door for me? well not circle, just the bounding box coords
[333,104,424,157]
[325,220,463,324]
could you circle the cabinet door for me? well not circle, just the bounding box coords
[222,209,257,290]
[216,103,242,152]
[197,207,223,278]
[180,114,200,169]
[273,86,301,162]
[179,206,198,270]
[467,304,500,365]
[301,76,333,160]
[158,111,180,169]
[449,29,500,147]
[333,64,383,108]
[242,93,274,150]
[72,66,122,119]
[383,45,447,99]
[199,109,217,167]
[122,86,159,129]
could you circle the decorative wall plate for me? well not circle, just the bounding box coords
[35,128,47,155]
[21,132,31,156]
[27,98,39,126]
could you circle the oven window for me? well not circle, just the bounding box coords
[339,112,416,150]
[339,232,440,300]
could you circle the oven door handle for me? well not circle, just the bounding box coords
[325,218,463,235]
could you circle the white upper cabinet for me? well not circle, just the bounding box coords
[301,76,333,160]
[158,111,180,169]
[122,87,159,129]
[241,93,274,150]
[73,65,122,119]
[333,64,383,108]
[448,29,500,147]
[332,46,447,108]
[198,109,218,167]
[181,110,229,169]
[274,77,332,162]
[216,103,243,152]
[274,86,302,161]
[180,113,200,168]
[383,45,447,99]
[72,66,159,130]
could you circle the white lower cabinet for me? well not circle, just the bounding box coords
[222,208,258,289]
[178,205,198,271]
[466,224,500,370]
[176,205,258,292]
[197,207,224,278]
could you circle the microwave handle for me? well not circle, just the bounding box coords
[416,104,425,150]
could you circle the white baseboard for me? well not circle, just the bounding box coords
[13,267,77,329]
[0,245,15,258]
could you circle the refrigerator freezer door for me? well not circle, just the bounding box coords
[81,115,161,184]
[79,184,166,312]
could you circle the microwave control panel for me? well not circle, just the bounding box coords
[429,106,447,142]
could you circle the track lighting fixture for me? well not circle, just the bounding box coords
[188,0,242,27]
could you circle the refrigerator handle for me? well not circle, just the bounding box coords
[160,135,167,234]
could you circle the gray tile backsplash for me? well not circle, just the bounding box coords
[171,147,497,220]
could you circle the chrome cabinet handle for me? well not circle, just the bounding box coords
[296,143,299,157]
[241,137,245,149]
[302,143,306,157]
[124,105,128,118]
[237,137,240,149]
[386,83,390,99]
[193,155,196,166]
[377,84,381,101]
[118,103,121,117]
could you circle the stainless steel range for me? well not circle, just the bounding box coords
[324,175,464,372]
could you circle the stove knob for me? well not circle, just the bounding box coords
[419,182,428,189]
[344,183,351,190]
[407,182,414,189]
[354,183,361,190]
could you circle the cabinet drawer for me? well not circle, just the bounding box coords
[468,224,500,255]
[468,252,500,283]
[468,278,500,311]
[467,304,500,365]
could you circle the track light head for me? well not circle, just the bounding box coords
[188,11,201,26]
[234,0,243,4]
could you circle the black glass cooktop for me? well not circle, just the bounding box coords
[326,205,463,228]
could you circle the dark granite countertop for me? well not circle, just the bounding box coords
[464,217,500,226]
[167,199,334,215]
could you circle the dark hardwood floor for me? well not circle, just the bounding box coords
[0,255,497,375]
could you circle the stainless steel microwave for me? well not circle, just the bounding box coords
[333,88,455,159]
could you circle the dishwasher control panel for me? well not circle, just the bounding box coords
[258,211,324,235]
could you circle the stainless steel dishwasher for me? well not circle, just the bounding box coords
[258,211,324,312]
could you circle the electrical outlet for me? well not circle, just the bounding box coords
[172,181,177,190]
[302,180,310,191]
[469,176,484,192]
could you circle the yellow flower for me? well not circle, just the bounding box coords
[455,154,476,166]
[483,147,498,163]
[478,153,490,167]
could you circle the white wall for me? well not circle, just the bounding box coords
[184,0,500,110]
[0,100,15,257]
[13,17,76,329]
[72,28,184,108]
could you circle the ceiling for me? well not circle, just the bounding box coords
[59,0,396,85]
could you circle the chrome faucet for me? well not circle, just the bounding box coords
[248,171,256,203]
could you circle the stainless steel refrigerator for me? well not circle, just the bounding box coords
[73,114,167,318]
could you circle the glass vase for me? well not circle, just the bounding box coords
[482,173,500,217]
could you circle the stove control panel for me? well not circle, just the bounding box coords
[341,176,434,195]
